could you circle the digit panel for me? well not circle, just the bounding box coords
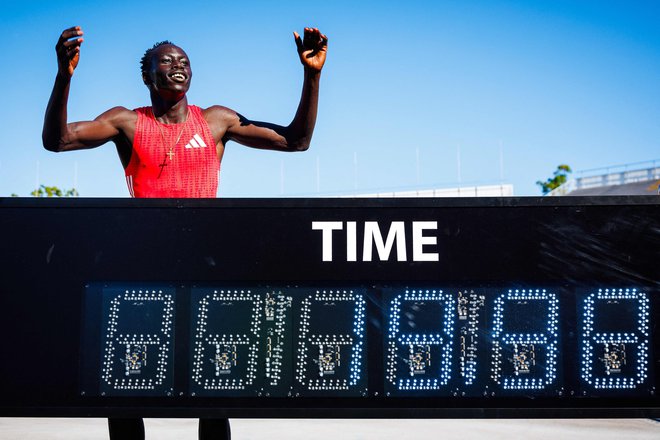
[99,287,175,396]
[293,288,368,396]
[384,289,455,396]
[189,288,264,396]
[579,288,653,396]
[489,289,561,396]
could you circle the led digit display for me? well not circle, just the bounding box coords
[385,289,455,394]
[580,288,651,392]
[295,289,367,396]
[99,287,175,396]
[84,284,655,400]
[491,289,559,392]
[190,289,264,396]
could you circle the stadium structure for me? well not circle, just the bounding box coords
[548,159,660,196]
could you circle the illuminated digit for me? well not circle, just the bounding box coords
[580,288,650,390]
[491,289,559,391]
[100,288,175,395]
[191,289,263,394]
[385,289,454,392]
[295,290,366,393]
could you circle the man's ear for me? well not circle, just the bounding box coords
[142,72,150,87]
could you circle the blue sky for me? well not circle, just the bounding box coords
[2,0,659,197]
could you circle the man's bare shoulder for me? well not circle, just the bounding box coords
[94,106,138,127]
[201,106,242,142]
[202,105,239,125]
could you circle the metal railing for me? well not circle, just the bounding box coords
[547,159,660,196]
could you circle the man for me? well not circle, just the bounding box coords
[43,26,327,197]
[43,26,327,439]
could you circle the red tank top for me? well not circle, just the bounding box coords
[125,105,220,198]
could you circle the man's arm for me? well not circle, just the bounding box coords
[42,27,131,152]
[206,27,327,152]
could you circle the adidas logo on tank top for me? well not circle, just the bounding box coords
[184,134,208,149]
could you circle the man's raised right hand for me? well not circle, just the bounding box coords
[56,26,84,78]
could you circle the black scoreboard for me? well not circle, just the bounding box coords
[0,197,658,418]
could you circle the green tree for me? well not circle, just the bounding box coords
[29,185,79,197]
[536,164,572,195]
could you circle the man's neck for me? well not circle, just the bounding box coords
[150,93,189,124]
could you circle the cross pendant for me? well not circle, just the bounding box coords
[167,150,175,161]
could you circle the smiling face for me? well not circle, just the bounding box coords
[143,44,192,99]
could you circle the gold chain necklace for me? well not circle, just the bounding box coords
[153,108,190,179]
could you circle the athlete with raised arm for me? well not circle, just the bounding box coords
[43,25,327,440]
[43,26,327,197]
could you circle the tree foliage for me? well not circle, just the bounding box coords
[29,185,79,197]
[536,164,572,195]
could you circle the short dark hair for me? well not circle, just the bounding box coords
[140,41,174,76]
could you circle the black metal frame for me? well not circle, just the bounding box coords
[0,196,658,418]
